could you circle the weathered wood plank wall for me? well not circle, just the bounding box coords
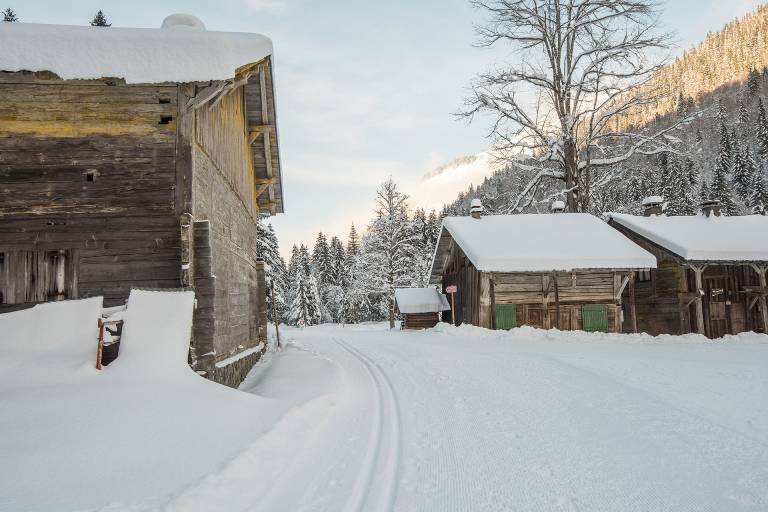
[0,77,181,310]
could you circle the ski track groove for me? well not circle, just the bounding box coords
[335,337,402,512]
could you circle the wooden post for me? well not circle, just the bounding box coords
[552,272,561,329]
[95,318,104,370]
[752,264,768,334]
[628,271,637,333]
[270,281,281,349]
[692,265,706,335]
[451,292,456,326]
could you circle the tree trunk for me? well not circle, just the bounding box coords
[563,138,579,212]
[389,296,395,329]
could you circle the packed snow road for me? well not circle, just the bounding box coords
[181,324,768,512]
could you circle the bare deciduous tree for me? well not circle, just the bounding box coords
[461,0,697,212]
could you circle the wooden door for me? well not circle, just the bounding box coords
[582,305,609,332]
[703,273,728,338]
[495,304,517,330]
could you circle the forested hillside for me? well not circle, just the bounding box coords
[444,4,768,218]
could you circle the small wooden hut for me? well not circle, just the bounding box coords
[608,202,768,338]
[394,288,450,329]
[428,205,656,332]
[0,17,284,386]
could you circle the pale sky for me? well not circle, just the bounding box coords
[14,0,767,256]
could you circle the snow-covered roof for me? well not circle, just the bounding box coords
[608,213,768,262]
[430,214,656,279]
[395,288,451,314]
[0,18,273,84]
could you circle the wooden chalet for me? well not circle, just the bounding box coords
[394,288,450,330]
[0,16,284,386]
[428,203,656,333]
[608,201,768,338]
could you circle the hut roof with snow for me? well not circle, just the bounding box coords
[395,288,451,314]
[429,213,656,284]
[607,213,768,263]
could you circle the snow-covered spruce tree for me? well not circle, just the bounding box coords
[700,180,711,202]
[256,220,288,323]
[751,165,767,214]
[461,0,693,213]
[738,97,750,128]
[311,232,332,285]
[2,7,18,21]
[364,177,418,328]
[757,98,768,161]
[288,245,322,326]
[346,223,360,257]
[664,157,697,216]
[325,236,347,322]
[711,127,738,215]
[90,10,111,27]
[748,68,761,96]
[715,97,728,124]
[736,147,757,206]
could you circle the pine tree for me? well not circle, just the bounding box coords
[715,97,728,124]
[346,223,360,256]
[695,128,703,144]
[750,165,767,214]
[2,7,18,21]
[738,97,750,126]
[664,157,697,216]
[288,245,322,326]
[748,68,761,95]
[757,98,768,161]
[311,232,331,284]
[700,180,710,203]
[731,139,753,203]
[256,220,288,323]
[90,10,111,27]
[711,125,738,215]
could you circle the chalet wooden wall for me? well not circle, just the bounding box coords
[0,75,181,310]
[191,84,266,364]
[492,271,623,332]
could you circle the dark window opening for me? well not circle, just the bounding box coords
[158,97,171,104]
[86,173,95,182]
[159,116,173,125]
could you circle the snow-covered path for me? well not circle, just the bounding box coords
[177,324,768,512]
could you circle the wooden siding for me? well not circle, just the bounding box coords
[195,86,256,219]
[190,84,267,361]
[0,77,181,311]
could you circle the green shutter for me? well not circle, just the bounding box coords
[582,305,609,332]
[495,304,517,330]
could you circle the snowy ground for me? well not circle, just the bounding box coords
[2,302,768,511]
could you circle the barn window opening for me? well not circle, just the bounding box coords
[159,115,173,124]
[158,97,171,104]
[637,269,651,282]
[85,170,98,182]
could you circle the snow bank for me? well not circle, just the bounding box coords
[0,21,273,84]
[0,293,347,512]
[440,213,657,272]
[430,321,768,344]
[394,288,450,314]
[608,213,768,261]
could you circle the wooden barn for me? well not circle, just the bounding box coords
[608,202,768,338]
[394,288,450,330]
[428,204,656,332]
[0,16,284,386]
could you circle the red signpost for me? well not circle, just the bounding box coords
[445,285,457,325]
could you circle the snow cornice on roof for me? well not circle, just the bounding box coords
[607,213,768,263]
[0,20,274,84]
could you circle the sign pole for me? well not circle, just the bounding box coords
[445,284,457,326]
